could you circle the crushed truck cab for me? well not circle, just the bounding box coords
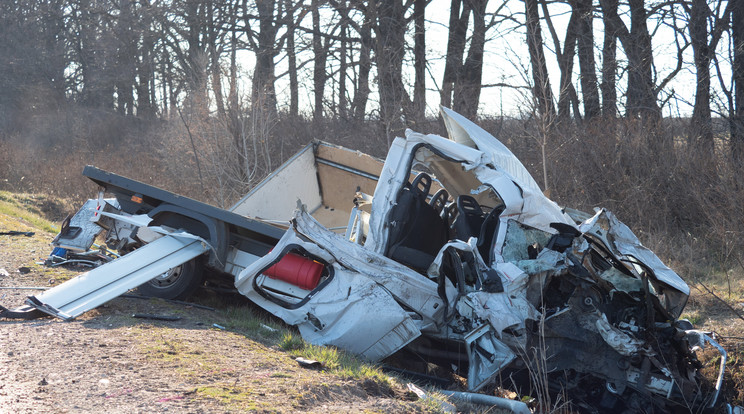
[1,107,737,412]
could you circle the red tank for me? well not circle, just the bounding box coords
[264,252,324,291]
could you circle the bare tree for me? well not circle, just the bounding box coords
[541,0,579,120]
[351,6,372,120]
[732,0,744,158]
[525,0,555,120]
[600,0,618,117]
[601,0,659,120]
[285,0,300,117]
[574,0,600,119]
[684,0,732,149]
[374,0,411,139]
[441,0,470,109]
[452,0,489,120]
[412,0,427,122]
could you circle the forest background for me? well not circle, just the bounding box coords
[0,0,743,280]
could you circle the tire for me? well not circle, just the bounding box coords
[135,258,204,300]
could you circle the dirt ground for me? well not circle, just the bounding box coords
[0,213,432,413]
[2,195,744,413]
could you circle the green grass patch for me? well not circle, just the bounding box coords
[0,191,59,234]
[217,305,284,341]
[279,332,304,351]
[288,341,391,385]
[197,384,260,410]
[681,310,704,326]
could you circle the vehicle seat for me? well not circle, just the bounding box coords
[453,195,502,262]
[453,195,485,241]
[386,173,449,272]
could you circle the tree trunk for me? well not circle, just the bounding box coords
[601,0,659,121]
[732,0,744,160]
[441,0,470,109]
[374,0,409,140]
[600,0,618,118]
[184,0,208,114]
[575,0,600,119]
[412,0,426,122]
[79,0,115,109]
[250,0,279,116]
[136,0,155,118]
[688,0,713,149]
[44,0,67,102]
[207,1,227,120]
[544,2,578,121]
[352,13,372,120]
[285,0,298,118]
[115,0,135,116]
[627,0,658,120]
[454,0,488,120]
[338,1,348,119]
[312,1,327,122]
[525,0,555,120]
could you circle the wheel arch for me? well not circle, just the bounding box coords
[147,204,229,269]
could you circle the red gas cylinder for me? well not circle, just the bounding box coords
[264,252,324,291]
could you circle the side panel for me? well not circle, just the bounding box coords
[232,142,387,231]
[27,234,209,320]
[235,217,427,361]
[231,145,322,220]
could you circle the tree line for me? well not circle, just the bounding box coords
[0,0,742,153]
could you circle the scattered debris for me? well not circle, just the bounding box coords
[295,357,323,370]
[260,324,278,333]
[406,383,456,413]
[0,268,8,277]
[212,323,226,330]
[0,231,35,237]
[120,294,216,311]
[132,313,182,321]
[0,286,48,290]
[17,266,30,274]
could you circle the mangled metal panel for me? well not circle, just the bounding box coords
[439,106,542,193]
[579,208,689,317]
[27,232,209,320]
[234,210,445,361]
[52,198,118,252]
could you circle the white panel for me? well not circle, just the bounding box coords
[224,247,261,276]
[231,146,322,221]
[28,234,209,320]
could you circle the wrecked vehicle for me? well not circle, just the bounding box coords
[1,107,736,412]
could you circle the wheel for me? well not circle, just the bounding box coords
[135,258,204,300]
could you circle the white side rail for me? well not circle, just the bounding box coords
[27,234,209,320]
